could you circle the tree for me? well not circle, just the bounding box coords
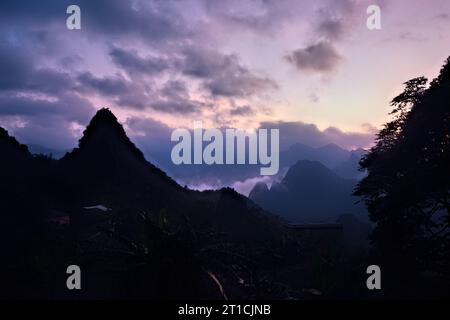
[355,57,450,279]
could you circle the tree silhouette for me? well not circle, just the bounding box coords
[355,57,450,280]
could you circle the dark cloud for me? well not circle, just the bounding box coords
[0,40,75,95]
[0,0,372,153]
[303,0,356,71]
[0,0,279,122]
[80,0,187,43]
[0,0,187,44]
[179,47,277,97]
[180,47,232,78]
[113,79,202,114]
[286,41,343,73]
[28,68,75,94]
[0,42,33,91]
[0,92,95,150]
[260,120,374,150]
[229,105,254,116]
[11,116,81,151]
[0,0,67,26]
[77,72,129,96]
[115,92,150,110]
[206,70,277,97]
[436,13,450,20]
[110,47,171,75]
[0,37,94,149]
[150,99,201,114]
[317,18,346,40]
[201,0,304,34]
[161,80,189,100]
[0,93,94,123]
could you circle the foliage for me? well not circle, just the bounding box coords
[355,57,450,280]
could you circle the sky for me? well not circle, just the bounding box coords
[0,0,450,154]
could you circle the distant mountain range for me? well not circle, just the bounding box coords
[26,137,367,191]
[280,143,366,180]
[249,160,368,224]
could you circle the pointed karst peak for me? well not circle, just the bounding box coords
[253,182,270,193]
[248,181,269,199]
[0,126,30,155]
[283,160,340,185]
[79,108,123,144]
[288,160,331,174]
[320,143,343,151]
[73,107,145,161]
[248,182,269,202]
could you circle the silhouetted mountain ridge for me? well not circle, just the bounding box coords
[249,160,367,223]
[1,108,284,248]
[66,108,146,161]
[283,160,343,187]
[333,148,367,179]
[62,108,180,193]
[0,127,31,158]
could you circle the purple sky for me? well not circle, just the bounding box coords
[1,0,450,153]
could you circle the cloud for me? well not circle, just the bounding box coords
[80,0,188,43]
[229,105,254,116]
[0,36,95,149]
[0,0,281,124]
[286,41,343,74]
[110,47,170,76]
[206,70,277,97]
[125,116,174,167]
[0,42,33,91]
[317,18,346,40]
[231,175,275,197]
[201,0,308,34]
[179,47,278,97]
[361,122,379,134]
[285,0,357,74]
[8,116,81,151]
[0,0,187,44]
[309,93,320,103]
[0,93,95,150]
[436,13,450,20]
[0,41,74,94]
[77,72,129,96]
[150,99,202,114]
[260,120,374,150]
[0,93,93,122]
[0,0,379,154]
[0,39,94,120]
[161,80,189,100]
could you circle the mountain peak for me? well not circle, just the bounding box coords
[318,143,345,152]
[283,160,340,186]
[61,108,179,190]
[248,182,269,199]
[0,127,30,155]
[288,160,333,174]
[68,108,145,161]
